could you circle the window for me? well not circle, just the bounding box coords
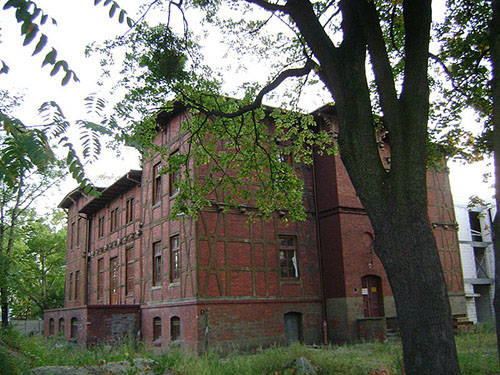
[49,318,55,336]
[110,207,119,232]
[277,152,293,166]
[279,236,298,278]
[97,258,104,300]
[58,318,65,335]
[153,317,162,341]
[170,235,180,282]
[153,242,162,286]
[75,270,80,301]
[126,247,134,295]
[70,222,75,248]
[77,217,82,246]
[125,198,134,224]
[170,316,180,342]
[110,257,118,304]
[70,318,78,339]
[169,152,180,196]
[68,273,73,301]
[98,215,105,238]
[153,163,162,205]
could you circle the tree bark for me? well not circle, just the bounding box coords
[488,0,500,365]
[281,1,461,374]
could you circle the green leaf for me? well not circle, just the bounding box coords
[61,71,71,86]
[32,34,47,56]
[126,17,134,28]
[0,61,9,74]
[118,9,125,23]
[2,0,19,10]
[94,0,102,4]
[109,2,117,18]
[103,0,112,5]
[40,14,48,24]
[23,26,38,45]
[50,61,62,76]
[41,48,56,67]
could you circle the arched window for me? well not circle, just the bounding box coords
[170,316,180,342]
[58,318,65,336]
[153,317,162,341]
[283,312,302,344]
[49,318,55,336]
[362,275,385,317]
[70,318,78,339]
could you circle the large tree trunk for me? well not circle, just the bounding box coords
[372,204,459,374]
[284,1,460,373]
[1,289,8,328]
[489,0,500,365]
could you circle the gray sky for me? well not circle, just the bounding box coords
[0,0,494,209]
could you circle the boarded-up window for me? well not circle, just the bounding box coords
[126,247,134,295]
[153,242,162,286]
[170,235,180,282]
[170,316,180,342]
[153,163,162,205]
[279,236,298,278]
[97,258,104,300]
[153,317,162,341]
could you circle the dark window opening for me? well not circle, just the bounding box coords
[126,198,134,224]
[153,317,162,341]
[58,318,65,336]
[49,318,55,336]
[153,163,162,205]
[170,316,180,342]
[469,211,483,242]
[153,242,162,286]
[126,247,134,295]
[70,318,78,339]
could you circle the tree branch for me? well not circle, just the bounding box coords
[246,0,288,13]
[185,59,317,118]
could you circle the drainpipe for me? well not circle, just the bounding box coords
[84,214,92,305]
[311,158,329,345]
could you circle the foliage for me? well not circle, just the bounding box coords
[0,328,498,375]
[9,211,66,319]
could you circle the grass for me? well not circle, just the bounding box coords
[0,324,498,375]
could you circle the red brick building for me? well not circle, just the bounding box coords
[44,106,466,350]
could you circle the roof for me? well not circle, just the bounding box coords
[58,187,105,209]
[78,170,143,215]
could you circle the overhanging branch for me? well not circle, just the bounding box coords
[186,58,317,118]
[246,0,288,13]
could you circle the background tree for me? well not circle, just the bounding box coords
[9,211,66,320]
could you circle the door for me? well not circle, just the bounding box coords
[110,257,119,304]
[362,275,384,317]
[284,312,302,344]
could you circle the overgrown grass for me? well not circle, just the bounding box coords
[0,325,498,375]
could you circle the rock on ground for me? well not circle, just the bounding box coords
[294,356,317,375]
